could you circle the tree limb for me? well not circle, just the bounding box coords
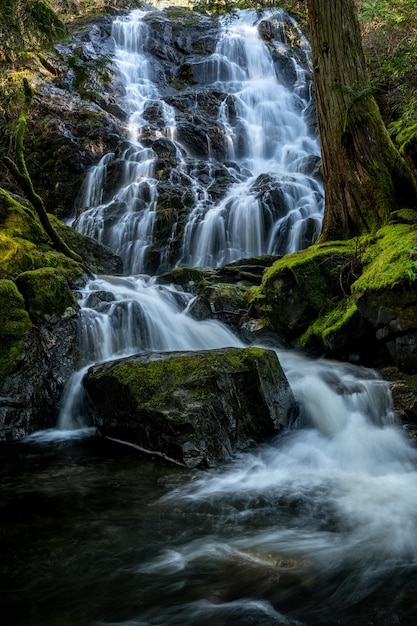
[4,78,83,265]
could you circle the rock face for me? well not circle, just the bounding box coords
[0,314,80,440]
[83,346,296,468]
[355,284,417,373]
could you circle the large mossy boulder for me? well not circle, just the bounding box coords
[83,346,296,468]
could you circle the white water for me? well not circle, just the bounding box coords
[177,10,322,267]
[53,8,417,619]
[74,8,323,272]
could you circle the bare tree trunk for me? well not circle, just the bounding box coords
[307,0,417,241]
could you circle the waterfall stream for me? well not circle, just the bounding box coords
[6,6,417,626]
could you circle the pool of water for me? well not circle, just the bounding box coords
[2,427,417,626]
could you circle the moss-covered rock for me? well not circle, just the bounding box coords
[0,280,32,378]
[0,187,121,439]
[83,346,296,468]
[298,297,374,357]
[249,225,417,370]
[251,241,358,340]
[15,267,77,324]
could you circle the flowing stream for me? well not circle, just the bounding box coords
[2,7,417,626]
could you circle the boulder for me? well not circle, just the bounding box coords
[83,346,296,468]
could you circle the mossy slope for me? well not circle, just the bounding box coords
[251,221,417,368]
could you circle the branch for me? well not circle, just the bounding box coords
[5,78,83,265]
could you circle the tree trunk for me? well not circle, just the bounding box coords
[307,0,417,241]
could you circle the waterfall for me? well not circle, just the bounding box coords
[73,7,323,273]
[59,6,325,428]
[21,8,417,624]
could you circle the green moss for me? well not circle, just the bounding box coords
[391,208,417,225]
[104,347,269,411]
[16,267,77,324]
[351,224,417,294]
[192,387,217,400]
[0,279,32,378]
[157,266,208,288]
[0,190,83,280]
[298,297,358,347]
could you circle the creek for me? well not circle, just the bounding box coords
[1,6,417,625]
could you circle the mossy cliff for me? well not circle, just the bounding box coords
[250,219,417,374]
[0,187,121,440]
[83,347,296,468]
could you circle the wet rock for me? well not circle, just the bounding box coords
[83,347,296,468]
[27,85,127,218]
[0,314,80,441]
[355,284,417,373]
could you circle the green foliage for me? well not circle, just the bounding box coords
[0,279,32,378]
[359,0,417,96]
[196,0,305,20]
[360,0,416,25]
[389,91,417,155]
[67,53,113,100]
[0,0,65,64]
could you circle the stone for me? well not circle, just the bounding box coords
[83,346,296,468]
[355,284,417,373]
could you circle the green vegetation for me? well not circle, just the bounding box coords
[298,297,360,350]
[16,267,77,324]
[4,78,83,263]
[357,0,417,139]
[352,224,417,294]
[0,1,65,64]
[101,347,269,411]
[0,189,81,280]
[251,220,417,354]
[0,279,32,377]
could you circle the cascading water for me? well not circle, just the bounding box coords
[59,5,324,426]
[74,7,323,273]
[9,6,417,626]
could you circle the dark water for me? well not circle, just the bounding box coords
[0,435,190,626]
[2,421,417,626]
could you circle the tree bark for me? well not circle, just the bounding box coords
[307,0,417,241]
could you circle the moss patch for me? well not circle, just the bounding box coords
[351,224,417,294]
[0,279,32,377]
[16,267,77,324]
[94,347,269,413]
[0,190,83,280]
[157,266,208,289]
[298,296,359,350]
